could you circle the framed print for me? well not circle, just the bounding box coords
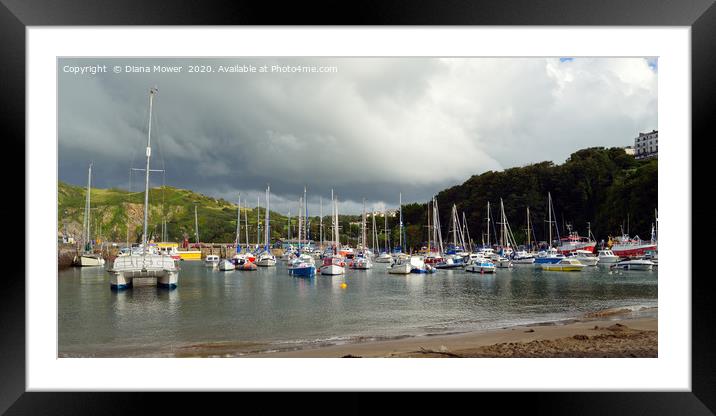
[4,0,714,413]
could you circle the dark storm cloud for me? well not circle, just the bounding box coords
[58,57,657,214]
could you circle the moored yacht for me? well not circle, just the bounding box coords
[612,259,655,271]
[107,87,178,289]
[597,249,620,264]
[570,249,599,266]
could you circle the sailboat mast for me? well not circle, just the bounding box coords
[548,192,552,247]
[257,196,260,248]
[362,199,366,251]
[265,186,270,250]
[84,162,92,250]
[463,212,472,252]
[319,196,323,249]
[244,201,249,250]
[372,207,377,253]
[298,197,302,250]
[304,187,309,246]
[141,88,157,252]
[427,200,431,253]
[236,193,241,247]
[526,207,531,248]
[194,204,199,245]
[399,192,403,251]
[334,194,340,250]
[486,202,491,247]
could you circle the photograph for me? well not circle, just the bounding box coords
[57,56,659,359]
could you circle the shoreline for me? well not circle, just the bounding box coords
[58,307,657,358]
[180,307,658,358]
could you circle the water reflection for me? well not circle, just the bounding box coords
[59,260,658,356]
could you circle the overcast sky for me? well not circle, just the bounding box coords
[58,57,657,214]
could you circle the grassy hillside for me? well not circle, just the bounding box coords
[58,182,362,245]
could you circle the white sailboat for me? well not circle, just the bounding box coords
[73,162,106,267]
[320,191,346,275]
[108,87,178,289]
[374,207,393,263]
[350,199,373,270]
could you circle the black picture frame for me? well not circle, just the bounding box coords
[3,0,713,414]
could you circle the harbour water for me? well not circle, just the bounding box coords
[58,261,657,357]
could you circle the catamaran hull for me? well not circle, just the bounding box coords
[109,269,178,289]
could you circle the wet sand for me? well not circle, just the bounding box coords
[242,309,657,358]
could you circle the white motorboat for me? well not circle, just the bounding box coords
[495,257,513,268]
[465,258,496,274]
[511,250,535,264]
[107,88,178,289]
[387,257,412,274]
[256,252,277,267]
[570,249,600,266]
[541,258,586,272]
[612,259,654,271]
[597,249,620,264]
[204,254,220,268]
[218,259,236,271]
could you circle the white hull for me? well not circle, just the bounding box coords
[614,261,654,271]
[387,263,412,274]
[109,254,179,289]
[75,255,105,267]
[465,264,496,274]
[575,256,599,266]
[496,259,513,268]
[350,260,373,270]
[598,256,620,264]
[374,256,393,263]
[320,264,345,275]
[218,260,236,271]
[256,258,277,267]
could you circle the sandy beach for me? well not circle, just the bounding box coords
[237,308,657,358]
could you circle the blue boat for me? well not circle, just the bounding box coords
[289,264,316,277]
[533,248,565,264]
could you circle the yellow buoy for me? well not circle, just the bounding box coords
[340,283,347,289]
